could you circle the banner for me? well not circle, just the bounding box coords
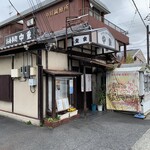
[106,71,141,112]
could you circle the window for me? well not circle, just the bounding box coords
[48,77,74,112]
[144,75,150,93]
[0,75,13,102]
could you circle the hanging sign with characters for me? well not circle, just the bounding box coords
[73,35,90,46]
[98,28,115,49]
[5,27,37,46]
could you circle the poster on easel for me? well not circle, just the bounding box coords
[63,98,70,110]
[56,98,69,112]
[56,99,64,112]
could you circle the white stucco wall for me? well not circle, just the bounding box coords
[13,53,38,118]
[0,56,11,74]
[0,50,68,121]
[46,51,68,70]
[14,79,38,118]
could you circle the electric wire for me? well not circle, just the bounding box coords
[27,0,54,45]
[35,0,57,47]
[27,0,45,34]
[8,0,29,28]
[128,10,137,33]
[131,0,147,28]
[27,0,57,46]
[35,0,56,37]
[8,0,20,15]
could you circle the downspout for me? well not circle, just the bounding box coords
[37,49,43,124]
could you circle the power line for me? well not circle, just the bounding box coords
[8,0,20,15]
[131,0,147,28]
[128,10,137,33]
[8,0,29,27]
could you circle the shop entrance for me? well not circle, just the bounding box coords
[75,67,92,111]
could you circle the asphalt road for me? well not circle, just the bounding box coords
[0,111,150,150]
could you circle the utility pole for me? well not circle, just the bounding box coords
[132,0,149,64]
[147,25,150,64]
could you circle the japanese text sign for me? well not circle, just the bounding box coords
[5,27,37,46]
[73,35,90,46]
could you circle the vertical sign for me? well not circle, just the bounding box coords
[81,74,92,92]
[69,79,73,94]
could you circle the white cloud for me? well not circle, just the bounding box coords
[100,0,150,59]
[0,0,149,59]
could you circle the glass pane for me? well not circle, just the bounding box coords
[55,77,74,112]
[48,77,52,111]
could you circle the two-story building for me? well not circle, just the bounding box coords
[0,0,129,125]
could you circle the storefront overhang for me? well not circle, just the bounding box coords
[0,27,45,56]
[69,55,114,69]
[44,69,82,76]
[72,27,119,52]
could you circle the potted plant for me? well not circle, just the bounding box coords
[96,87,106,111]
[44,116,61,128]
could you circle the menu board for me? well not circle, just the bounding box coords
[56,98,69,112]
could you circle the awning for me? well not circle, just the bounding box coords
[90,59,114,69]
[69,55,114,69]
[44,69,82,76]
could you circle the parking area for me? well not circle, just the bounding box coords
[0,111,150,150]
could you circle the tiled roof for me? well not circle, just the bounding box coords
[0,39,36,51]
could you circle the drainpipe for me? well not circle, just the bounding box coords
[37,49,43,124]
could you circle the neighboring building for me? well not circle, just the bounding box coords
[0,0,129,125]
[117,49,146,64]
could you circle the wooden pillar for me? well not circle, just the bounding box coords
[124,43,127,63]
[37,49,43,123]
[83,66,87,116]
[45,51,49,113]
[74,77,77,108]
[101,12,104,22]
[11,55,14,113]
[46,75,49,112]
[52,76,56,118]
